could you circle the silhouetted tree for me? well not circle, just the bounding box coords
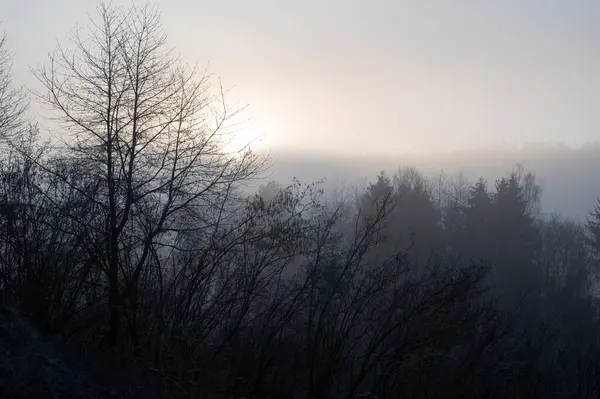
[539,215,590,296]
[460,178,493,262]
[588,199,600,264]
[2,3,600,398]
[0,31,27,141]
[258,180,283,203]
[392,167,442,261]
[442,172,470,258]
[33,2,266,348]
[490,172,542,308]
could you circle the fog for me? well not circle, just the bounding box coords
[3,1,600,155]
[261,142,600,221]
[4,2,600,398]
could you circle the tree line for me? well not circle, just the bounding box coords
[1,3,600,398]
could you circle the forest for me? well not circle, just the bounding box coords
[1,3,600,399]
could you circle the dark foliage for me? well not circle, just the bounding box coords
[1,4,600,398]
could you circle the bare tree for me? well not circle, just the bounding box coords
[512,164,542,217]
[34,2,266,347]
[0,31,28,141]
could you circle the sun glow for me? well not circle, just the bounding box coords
[222,119,270,154]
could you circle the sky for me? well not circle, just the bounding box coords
[2,1,600,156]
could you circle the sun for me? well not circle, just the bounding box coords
[222,119,270,154]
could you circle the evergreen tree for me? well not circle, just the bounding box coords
[442,173,470,258]
[392,168,442,265]
[366,171,394,203]
[357,171,396,258]
[462,178,493,262]
[490,173,541,305]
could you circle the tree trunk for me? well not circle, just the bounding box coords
[108,229,120,347]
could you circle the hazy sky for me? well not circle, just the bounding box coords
[2,1,600,155]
